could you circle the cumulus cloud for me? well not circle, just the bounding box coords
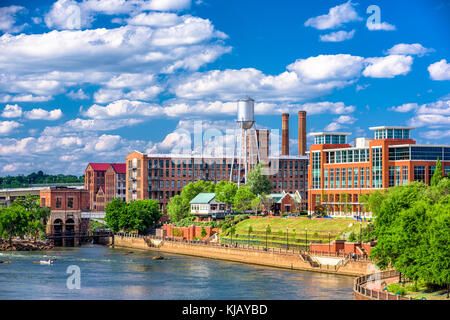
[0,120,21,135]
[1,104,22,118]
[428,59,450,80]
[127,12,181,27]
[406,98,450,128]
[363,55,413,78]
[387,43,434,57]
[66,88,89,100]
[0,5,28,33]
[390,103,419,113]
[304,1,362,30]
[324,115,356,131]
[319,30,355,42]
[24,108,63,120]
[366,21,396,31]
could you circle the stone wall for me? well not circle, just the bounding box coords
[112,235,373,276]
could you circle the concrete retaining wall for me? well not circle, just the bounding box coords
[111,235,373,277]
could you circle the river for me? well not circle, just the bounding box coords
[0,245,355,300]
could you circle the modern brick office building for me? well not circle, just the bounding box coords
[85,163,126,211]
[308,126,450,218]
[126,113,309,213]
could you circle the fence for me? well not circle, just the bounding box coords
[354,270,413,300]
[114,233,370,262]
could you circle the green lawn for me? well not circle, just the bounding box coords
[234,217,369,235]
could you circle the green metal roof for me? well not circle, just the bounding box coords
[267,193,301,204]
[190,193,216,204]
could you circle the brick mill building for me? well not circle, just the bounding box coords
[85,163,126,211]
[126,112,309,213]
[308,126,450,218]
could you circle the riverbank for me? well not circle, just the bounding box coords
[111,235,374,277]
[0,239,53,251]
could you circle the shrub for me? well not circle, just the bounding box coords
[348,232,357,242]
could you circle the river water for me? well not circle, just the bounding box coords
[0,245,355,300]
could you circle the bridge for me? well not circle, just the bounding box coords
[46,231,112,246]
[0,185,84,206]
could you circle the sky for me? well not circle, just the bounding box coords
[0,0,449,176]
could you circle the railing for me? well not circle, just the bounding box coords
[354,270,413,300]
[114,233,369,262]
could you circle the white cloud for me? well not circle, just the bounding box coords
[407,98,450,127]
[0,5,27,33]
[324,114,356,131]
[143,0,191,11]
[44,0,83,30]
[390,103,419,113]
[67,88,89,100]
[304,1,362,30]
[127,12,181,27]
[0,121,21,135]
[366,21,396,31]
[387,43,434,57]
[1,104,22,118]
[363,55,413,78]
[421,130,450,140]
[320,30,355,42]
[428,59,450,80]
[84,100,162,119]
[24,108,63,120]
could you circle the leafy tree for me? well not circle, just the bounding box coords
[250,197,261,214]
[180,180,215,204]
[0,205,29,245]
[166,195,188,222]
[123,199,161,234]
[246,163,272,195]
[105,198,127,232]
[200,227,207,238]
[430,157,443,186]
[12,195,50,241]
[215,181,238,209]
[233,185,256,213]
[260,194,274,214]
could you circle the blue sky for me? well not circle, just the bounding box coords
[0,0,449,175]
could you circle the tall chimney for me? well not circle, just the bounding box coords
[298,111,307,156]
[282,113,289,156]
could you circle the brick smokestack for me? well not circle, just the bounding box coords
[298,111,307,156]
[282,113,289,156]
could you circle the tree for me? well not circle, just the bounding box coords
[260,194,274,215]
[250,197,261,214]
[166,195,188,222]
[200,227,207,238]
[430,157,443,186]
[233,185,256,213]
[124,199,161,234]
[105,198,127,232]
[215,181,238,209]
[12,195,50,241]
[246,163,272,195]
[0,206,29,246]
[173,180,216,218]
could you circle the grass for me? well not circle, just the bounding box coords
[388,282,449,300]
[233,217,368,235]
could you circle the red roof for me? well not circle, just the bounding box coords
[110,163,126,174]
[88,163,111,171]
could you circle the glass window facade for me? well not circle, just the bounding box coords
[411,147,443,161]
[389,166,395,187]
[414,166,425,182]
[360,167,365,188]
[402,166,408,185]
[372,147,382,188]
[314,134,347,144]
[374,128,410,140]
[347,168,352,188]
[353,168,358,188]
[341,168,346,188]
[445,166,450,177]
[330,169,334,188]
[312,152,321,189]
[324,169,328,189]
[326,148,369,164]
[336,168,340,188]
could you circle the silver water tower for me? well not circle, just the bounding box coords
[230,97,261,186]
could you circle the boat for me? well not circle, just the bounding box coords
[0,261,12,264]
[33,259,54,265]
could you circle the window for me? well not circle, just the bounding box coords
[312,152,321,189]
[445,166,450,178]
[360,167,364,188]
[67,197,74,208]
[342,168,346,188]
[324,169,328,189]
[414,166,425,182]
[354,168,358,188]
[41,198,46,207]
[329,169,334,189]
[336,168,340,188]
[389,166,395,187]
[428,166,436,185]
[402,166,408,185]
[372,147,382,188]
[347,168,352,188]
[396,167,401,186]
[56,197,62,209]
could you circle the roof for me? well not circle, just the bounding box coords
[110,163,126,174]
[267,192,301,203]
[309,132,351,136]
[190,193,216,204]
[369,126,415,130]
[88,163,111,171]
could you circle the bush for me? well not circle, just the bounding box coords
[388,283,407,296]
[172,228,183,237]
[348,232,357,242]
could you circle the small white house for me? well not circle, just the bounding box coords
[190,193,226,217]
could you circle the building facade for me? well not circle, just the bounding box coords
[40,187,90,246]
[308,126,450,218]
[85,163,126,211]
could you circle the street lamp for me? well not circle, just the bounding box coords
[286,227,289,252]
[305,228,308,252]
[359,222,362,246]
[265,225,268,251]
[328,232,331,255]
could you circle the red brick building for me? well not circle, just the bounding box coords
[85,163,126,211]
[308,127,450,218]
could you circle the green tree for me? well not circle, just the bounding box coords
[0,205,29,246]
[13,195,50,241]
[166,195,188,222]
[430,157,443,186]
[233,185,256,213]
[246,163,272,195]
[123,199,161,234]
[250,197,261,214]
[215,181,238,209]
[200,227,207,238]
[105,198,127,232]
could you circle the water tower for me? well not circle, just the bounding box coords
[229,97,261,186]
